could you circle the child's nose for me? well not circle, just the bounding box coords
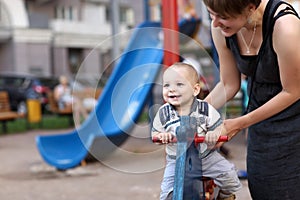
[169,85,176,92]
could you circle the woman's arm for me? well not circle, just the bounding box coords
[205,25,241,109]
[224,14,300,138]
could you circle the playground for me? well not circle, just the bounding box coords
[0,0,251,199]
[0,124,251,199]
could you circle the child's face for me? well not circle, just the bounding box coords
[163,67,200,109]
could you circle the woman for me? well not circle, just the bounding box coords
[54,76,88,125]
[202,0,300,199]
[54,76,73,110]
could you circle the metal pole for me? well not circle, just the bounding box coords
[144,0,150,21]
[110,0,120,62]
[162,0,179,67]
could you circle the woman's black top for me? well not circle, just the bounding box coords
[225,0,300,199]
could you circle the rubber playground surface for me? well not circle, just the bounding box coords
[0,124,251,200]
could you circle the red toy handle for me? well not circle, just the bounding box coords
[152,135,228,144]
[194,135,228,143]
[194,135,228,146]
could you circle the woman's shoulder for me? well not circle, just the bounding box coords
[272,8,300,52]
[273,12,299,36]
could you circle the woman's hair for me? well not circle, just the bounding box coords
[203,0,261,17]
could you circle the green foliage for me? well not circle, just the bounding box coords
[0,115,73,134]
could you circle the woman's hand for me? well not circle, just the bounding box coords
[223,117,245,140]
[208,116,247,148]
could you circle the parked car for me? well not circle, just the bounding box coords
[38,76,59,90]
[0,73,52,114]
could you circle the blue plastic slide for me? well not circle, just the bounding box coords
[36,21,164,170]
[36,18,201,170]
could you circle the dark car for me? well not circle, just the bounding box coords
[0,73,52,114]
[38,76,59,90]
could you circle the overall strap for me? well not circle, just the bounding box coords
[159,104,171,126]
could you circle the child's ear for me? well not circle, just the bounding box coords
[193,83,201,96]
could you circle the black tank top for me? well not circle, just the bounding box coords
[226,2,300,197]
[226,0,300,119]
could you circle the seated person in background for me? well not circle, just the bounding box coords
[54,75,88,125]
[54,75,72,110]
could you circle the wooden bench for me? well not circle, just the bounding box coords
[47,88,101,125]
[0,91,21,132]
[47,91,73,115]
[72,88,102,102]
[73,88,102,112]
[47,91,73,125]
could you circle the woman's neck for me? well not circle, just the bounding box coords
[245,0,267,30]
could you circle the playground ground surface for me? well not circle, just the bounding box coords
[0,123,251,200]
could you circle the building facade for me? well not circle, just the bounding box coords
[0,0,143,82]
[0,0,228,82]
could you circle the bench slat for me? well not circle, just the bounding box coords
[0,91,20,132]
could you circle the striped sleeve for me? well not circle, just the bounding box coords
[206,103,222,131]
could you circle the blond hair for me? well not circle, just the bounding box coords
[59,75,69,84]
[166,62,199,84]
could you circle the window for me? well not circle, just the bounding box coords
[55,5,76,21]
[105,5,134,24]
[68,48,83,74]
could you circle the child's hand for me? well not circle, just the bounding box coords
[152,132,173,144]
[205,124,226,146]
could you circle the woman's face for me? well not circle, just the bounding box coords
[207,7,247,37]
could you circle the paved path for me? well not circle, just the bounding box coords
[0,124,251,200]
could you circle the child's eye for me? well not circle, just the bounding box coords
[163,83,169,88]
[177,83,184,87]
